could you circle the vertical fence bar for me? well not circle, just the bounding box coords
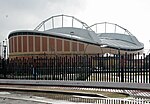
[97,54,100,82]
[70,55,73,80]
[35,57,38,80]
[121,55,124,82]
[95,55,98,81]
[143,53,145,83]
[76,55,78,81]
[74,55,76,81]
[132,53,135,83]
[85,55,88,81]
[113,54,116,82]
[140,55,143,83]
[145,54,148,83]
[135,54,138,83]
[102,54,104,81]
[38,57,41,80]
[108,55,111,82]
[71,56,74,80]
[57,56,59,80]
[23,58,25,79]
[39,57,42,80]
[73,55,75,81]
[40,57,42,80]
[49,57,52,80]
[2,58,6,79]
[69,56,71,80]
[44,57,46,80]
[61,56,64,80]
[12,58,14,79]
[52,57,55,80]
[66,56,69,80]
[47,57,49,80]
[25,58,30,80]
[46,57,49,80]
[4,59,7,78]
[99,54,102,82]
[126,53,129,83]
[149,53,150,83]
[137,53,140,83]
[35,57,39,80]
[19,59,21,79]
[65,56,68,81]
[27,58,33,80]
[25,58,27,79]
[16,58,19,79]
[129,54,132,83]
[118,53,121,82]
[20,57,24,79]
[52,56,54,80]
[84,55,86,81]
[124,53,127,82]
[61,56,63,80]
[19,58,22,79]
[27,58,30,79]
[14,58,17,79]
[106,54,108,82]
[90,55,93,82]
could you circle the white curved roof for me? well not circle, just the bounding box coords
[9,14,144,52]
[98,33,144,50]
[45,27,101,44]
[43,26,144,51]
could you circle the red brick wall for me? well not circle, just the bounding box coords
[9,38,13,53]
[79,43,84,51]
[9,34,86,57]
[72,42,77,51]
[23,36,27,52]
[12,38,14,53]
[18,36,22,52]
[42,37,47,51]
[49,38,55,51]
[64,40,70,51]
[57,39,62,51]
[28,36,33,52]
[14,37,17,52]
[35,36,40,52]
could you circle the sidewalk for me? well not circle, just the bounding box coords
[0,79,150,98]
[0,84,114,98]
[0,79,150,90]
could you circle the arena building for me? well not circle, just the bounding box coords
[8,15,144,58]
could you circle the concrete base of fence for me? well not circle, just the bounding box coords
[0,79,150,91]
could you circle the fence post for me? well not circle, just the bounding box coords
[33,58,36,80]
[121,55,124,82]
[2,58,6,79]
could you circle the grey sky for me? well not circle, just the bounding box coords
[0,0,85,40]
[0,0,150,52]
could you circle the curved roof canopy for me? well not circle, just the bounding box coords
[89,22,144,51]
[9,14,144,52]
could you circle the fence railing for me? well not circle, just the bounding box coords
[0,53,149,83]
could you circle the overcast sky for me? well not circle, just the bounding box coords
[0,0,150,53]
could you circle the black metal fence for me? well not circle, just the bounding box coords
[0,53,149,83]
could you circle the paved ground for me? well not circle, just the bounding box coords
[0,91,149,104]
[0,98,47,104]
[0,92,89,104]
[0,79,149,103]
